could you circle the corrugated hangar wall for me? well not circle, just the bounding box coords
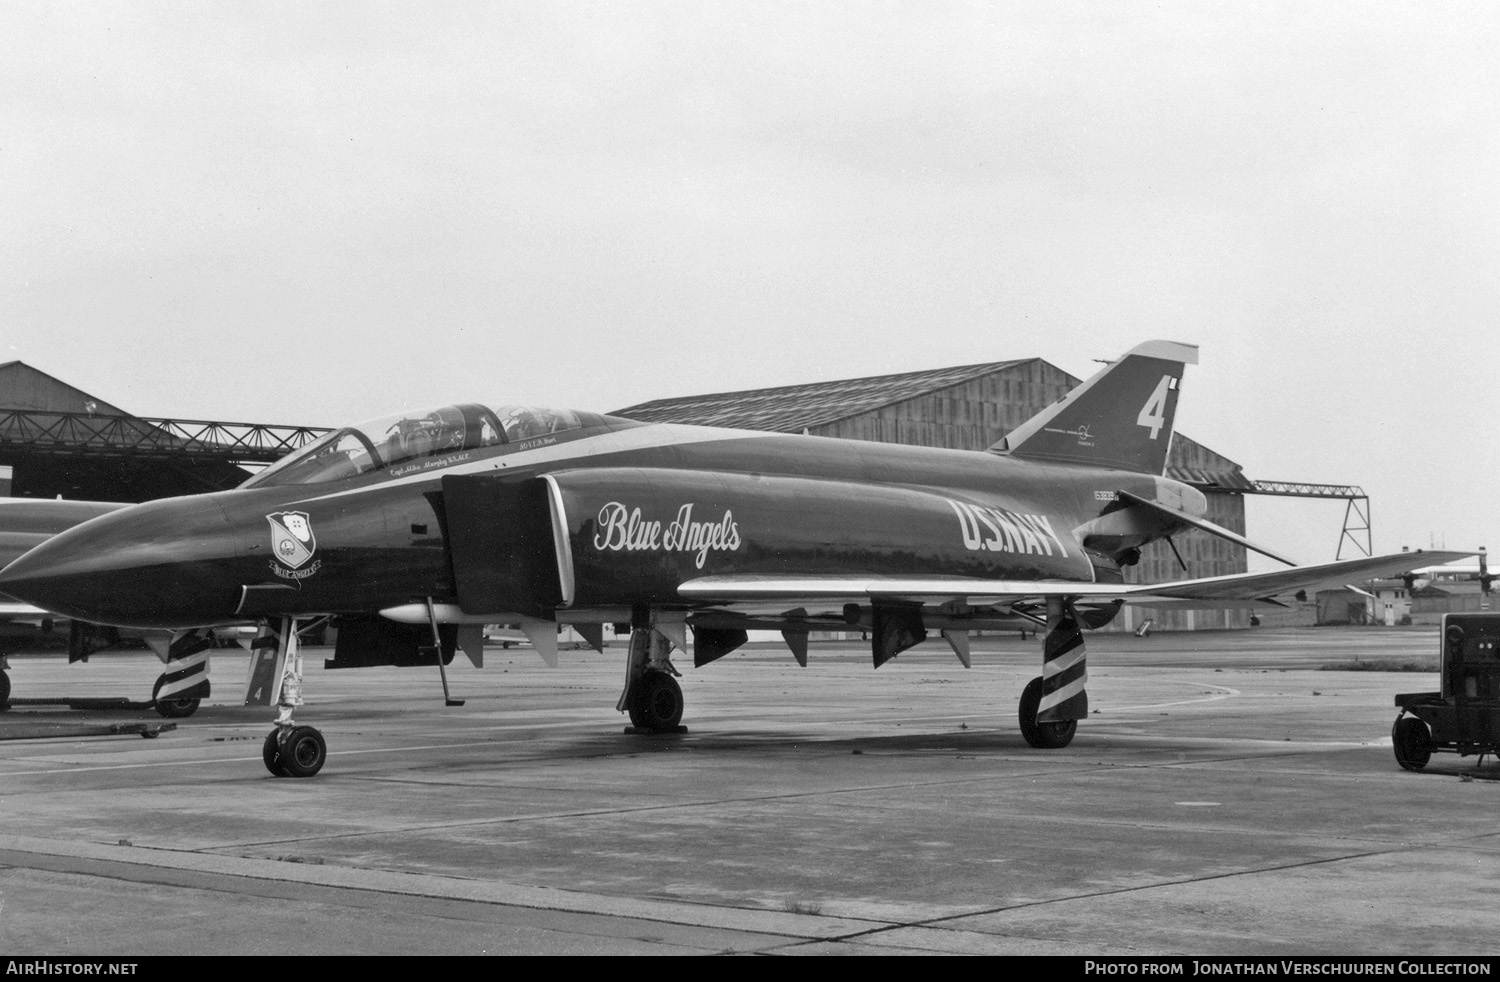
[620,357,1250,632]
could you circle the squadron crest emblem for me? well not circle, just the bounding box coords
[267,511,318,573]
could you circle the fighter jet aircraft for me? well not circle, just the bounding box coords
[0,341,1468,777]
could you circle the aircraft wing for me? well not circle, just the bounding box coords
[1123,550,1473,603]
[678,550,1474,610]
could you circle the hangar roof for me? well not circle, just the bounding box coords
[0,361,130,415]
[613,359,1030,432]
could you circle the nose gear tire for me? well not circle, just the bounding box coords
[264,725,327,777]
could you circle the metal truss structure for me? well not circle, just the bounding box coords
[1245,479,1371,560]
[0,410,332,466]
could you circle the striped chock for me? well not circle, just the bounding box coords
[1038,597,1088,722]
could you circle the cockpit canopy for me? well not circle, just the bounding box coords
[241,403,604,488]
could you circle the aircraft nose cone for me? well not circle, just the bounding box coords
[0,495,241,628]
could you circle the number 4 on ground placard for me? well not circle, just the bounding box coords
[1136,375,1175,439]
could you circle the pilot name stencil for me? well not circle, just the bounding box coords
[593,501,742,569]
[946,499,1069,557]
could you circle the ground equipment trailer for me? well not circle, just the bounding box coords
[1392,612,1500,770]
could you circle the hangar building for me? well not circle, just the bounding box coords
[0,361,328,502]
[614,357,1257,632]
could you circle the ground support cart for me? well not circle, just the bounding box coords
[1392,612,1500,770]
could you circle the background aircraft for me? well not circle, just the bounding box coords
[0,497,243,716]
[0,341,1469,776]
[0,498,125,705]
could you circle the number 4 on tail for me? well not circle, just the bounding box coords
[1136,375,1177,440]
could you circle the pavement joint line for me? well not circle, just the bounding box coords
[823,846,1411,944]
[0,832,891,939]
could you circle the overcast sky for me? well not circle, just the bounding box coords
[4,2,1495,568]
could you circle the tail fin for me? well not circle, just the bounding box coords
[990,340,1198,475]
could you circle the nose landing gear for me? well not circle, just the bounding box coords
[259,617,328,778]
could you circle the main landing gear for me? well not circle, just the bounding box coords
[1018,677,1077,749]
[260,617,328,778]
[617,615,687,734]
[1015,597,1090,750]
[629,671,684,731]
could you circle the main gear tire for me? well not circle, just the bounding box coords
[1018,676,1076,749]
[631,672,684,732]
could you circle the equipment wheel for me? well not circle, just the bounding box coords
[276,725,327,778]
[152,675,202,719]
[0,669,10,709]
[1392,716,1433,771]
[1018,676,1076,749]
[262,730,289,777]
[631,672,684,732]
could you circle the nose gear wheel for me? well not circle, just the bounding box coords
[263,725,327,778]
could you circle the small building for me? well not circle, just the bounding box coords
[1411,582,1495,622]
[1369,578,1413,626]
[1316,588,1372,626]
